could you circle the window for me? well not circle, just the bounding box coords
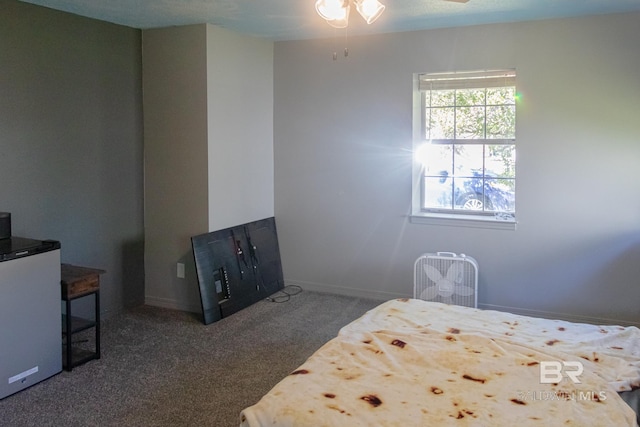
[412,70,517,228]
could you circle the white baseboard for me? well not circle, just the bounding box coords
[145,282,639,328]
[479,303,640,327]
[285,280,640,328]
[285,279,410,302]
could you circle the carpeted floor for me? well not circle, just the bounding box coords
[0,290,383,427]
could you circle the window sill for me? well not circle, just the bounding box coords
[410,212,517,230]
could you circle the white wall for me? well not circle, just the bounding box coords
[143,24,274,313]
[206,25,275,231]
[273,13,640,325]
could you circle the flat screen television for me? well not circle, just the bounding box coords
[191,217,284,325]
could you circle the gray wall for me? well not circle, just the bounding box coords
[143,24,274,313]
[1,0,145,317]
[274,13,640,325]
[142,25,210,313]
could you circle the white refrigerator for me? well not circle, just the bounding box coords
[0,237,61,400]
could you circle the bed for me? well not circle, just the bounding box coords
[240,298,640,426]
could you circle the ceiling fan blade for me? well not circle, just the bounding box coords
[423,264,443,283]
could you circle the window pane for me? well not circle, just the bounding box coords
[453,177,485,211]
[423,144,453,176]
[454,144,483,176]
[485,178,515,212]
[424,176,453,209]
[431,90,455,107]
[455,106,485,139]
[487,87,515,105]
[428,107,455,139]
[485,145,515,178]
[486,105,515,139]
[456,88,485,107]
[452,177,515,213]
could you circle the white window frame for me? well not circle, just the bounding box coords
[411,70,517,230]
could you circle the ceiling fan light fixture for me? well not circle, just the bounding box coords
[315,0,349,22]
[327,3,351,28]
[354,0,385,24]
[326,12,350,28]
[316,0,384,28]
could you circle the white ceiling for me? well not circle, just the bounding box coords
[19,0,640,41]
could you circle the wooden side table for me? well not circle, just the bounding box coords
[61,264,105,371]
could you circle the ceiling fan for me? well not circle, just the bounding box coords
[315,0,470,29]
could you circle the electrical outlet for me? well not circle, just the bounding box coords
[177,262,185,279]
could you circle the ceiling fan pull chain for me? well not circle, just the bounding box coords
[344,26,349,57]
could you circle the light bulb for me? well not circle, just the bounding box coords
[315,0,349,21]
[355,0,385,24]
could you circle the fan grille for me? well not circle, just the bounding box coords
[414,253,478,308]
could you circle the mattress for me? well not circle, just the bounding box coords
[240,298,640,426]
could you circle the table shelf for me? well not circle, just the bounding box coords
[61,264,105,371]
[62,314,96,335]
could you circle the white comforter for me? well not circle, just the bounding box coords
[240,299,640,426]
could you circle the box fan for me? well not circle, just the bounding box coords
[413,252,478,308]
